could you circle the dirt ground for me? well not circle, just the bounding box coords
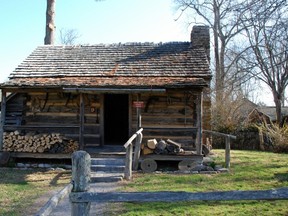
[23,189,60,216]
[26,182,124,216]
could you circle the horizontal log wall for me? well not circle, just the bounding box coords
[131,90,205,147]
[5,92,101,146]
[5,93,25,126]
[3,87,212,151]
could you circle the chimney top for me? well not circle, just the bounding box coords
[191,25,210,61]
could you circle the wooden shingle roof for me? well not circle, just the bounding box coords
[1,42,211,89]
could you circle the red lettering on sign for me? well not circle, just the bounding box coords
[133,101,144,108]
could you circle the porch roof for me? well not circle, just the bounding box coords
[1,77,207,90]
[1,42,211,89]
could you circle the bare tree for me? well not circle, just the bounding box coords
[240,0,288,125]
[44,0,56,45]
[174,0,249,105]
[59,28,81,45]
[174,0,288,128]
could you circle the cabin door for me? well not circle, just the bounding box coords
[104,94,129,145]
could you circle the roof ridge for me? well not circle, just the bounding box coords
[37,41,190,48]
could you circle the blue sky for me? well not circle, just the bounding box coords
[0,0,278,105]
[0,0,190,82]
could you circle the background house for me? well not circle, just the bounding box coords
[246,107,288,126]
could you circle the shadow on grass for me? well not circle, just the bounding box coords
[49,171,70,186]
[0,167,33,184]
[0,167,71,186]
[274,172,288,182]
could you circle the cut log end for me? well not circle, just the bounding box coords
[140,159,157,173]
[147,139,157,150]
[178,159,198,171]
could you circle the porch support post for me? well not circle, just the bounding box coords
[0,90,7,150]
[100,94,104,146]
[136,94,142,130]
[196,92,203,155]
[79,93,85,150]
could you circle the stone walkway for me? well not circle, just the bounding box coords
[49,182,120,216]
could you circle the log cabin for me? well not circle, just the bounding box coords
[0,25,212,157]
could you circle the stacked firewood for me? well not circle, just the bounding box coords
[142,139,184,155]
[3,131,78,153]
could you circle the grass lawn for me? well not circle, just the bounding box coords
[0,150,287,216]
[115,150,288,216]
[0,167,71,216]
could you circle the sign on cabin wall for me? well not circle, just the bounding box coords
[133,101,144,108]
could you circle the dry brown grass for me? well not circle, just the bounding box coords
[0,167,71,216]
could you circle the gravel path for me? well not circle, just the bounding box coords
[40,182,121,216]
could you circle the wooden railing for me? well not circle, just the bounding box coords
[123,128,143,180]
[69,151,288,216]
[203,130,237,169]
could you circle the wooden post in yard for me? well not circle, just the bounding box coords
[0,90,7,150]
[203,130,236,170]
[71,151,91,216]
[225,136,231,169]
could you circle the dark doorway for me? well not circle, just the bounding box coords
[104,94,129,145]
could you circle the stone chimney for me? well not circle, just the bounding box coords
[191,25,210,61]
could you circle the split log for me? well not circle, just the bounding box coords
[166,139,181,154]
[142,146,154,155]
[154,140,167,154]
[166,139,181,148]
[147,139,157,150]
[141,138,186,155]
[156,140,167,150]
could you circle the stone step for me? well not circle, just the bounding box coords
[91,164,125,173]
[90,157,125,182]
[90,158,125,166]
[90,172,124,183]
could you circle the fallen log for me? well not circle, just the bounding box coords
[70,187,288,203]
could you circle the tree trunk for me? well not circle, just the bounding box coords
[44,0,56,45]
[273,91,283,126]
[213,1,224,106]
